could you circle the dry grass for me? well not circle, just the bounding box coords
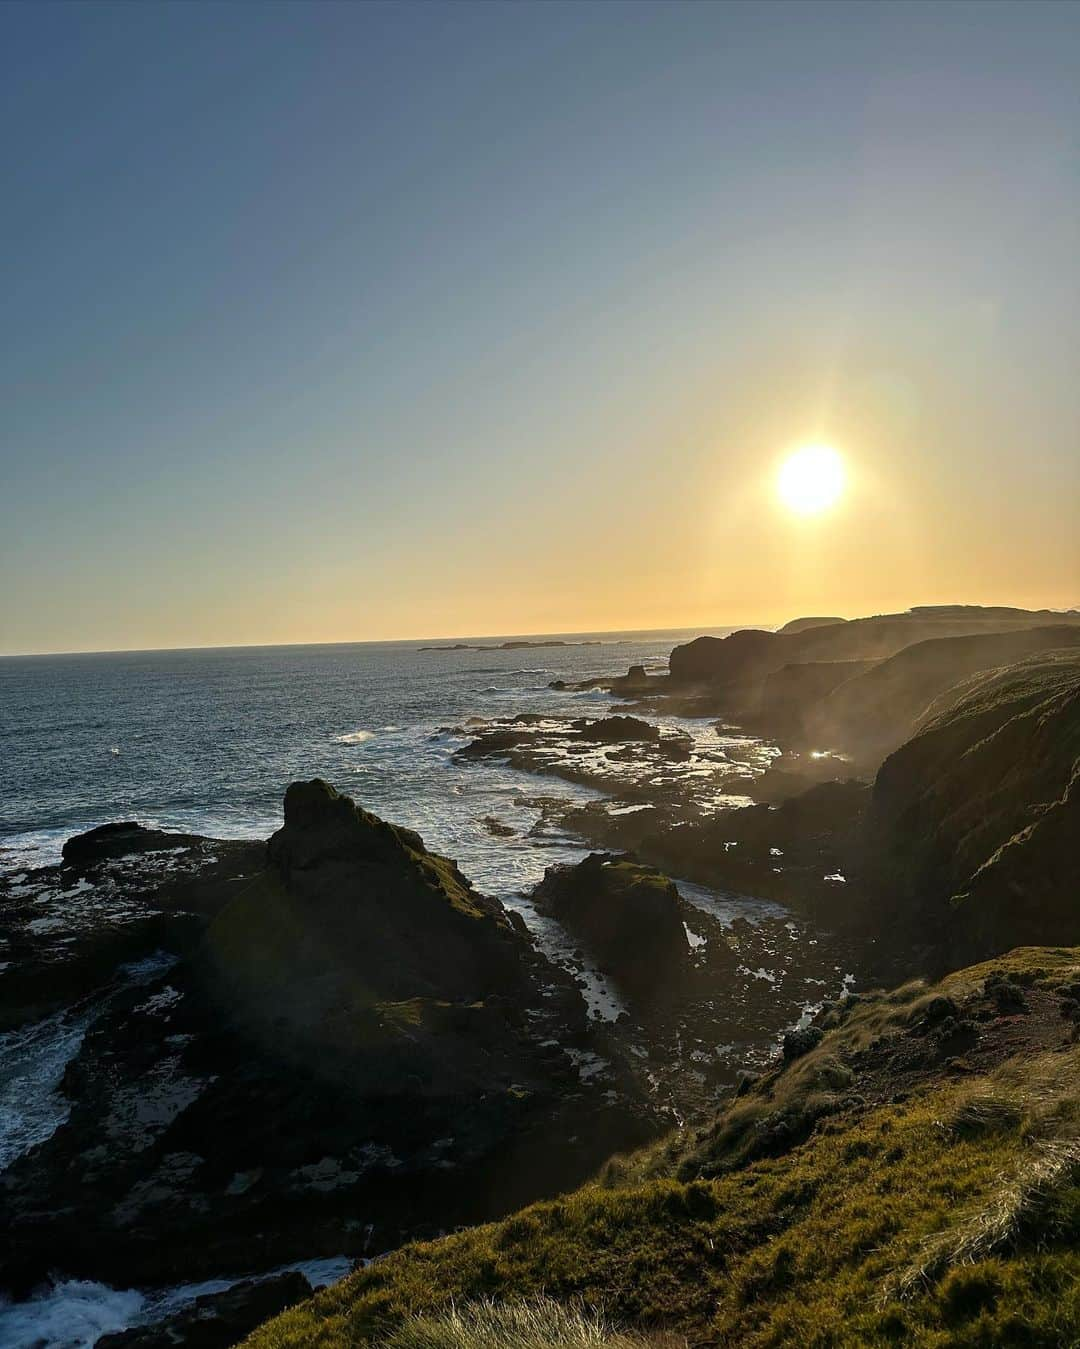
[377,1297,684,1349]
[888,1047,1080,1302]
[890,1136,1080,1301]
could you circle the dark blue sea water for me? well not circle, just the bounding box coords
[0,629,739,897]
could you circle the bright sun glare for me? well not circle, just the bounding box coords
[776,444,846,516]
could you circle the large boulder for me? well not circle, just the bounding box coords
[533,854,688,995]
[568,716,660,743]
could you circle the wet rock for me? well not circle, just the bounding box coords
[557,779,869,929]
[0,785,660,1295]
[481,816,515,837]
[62,823,209,868]
[569,716,660,743]
[96,1271,313,1349]
[533,854,688,996]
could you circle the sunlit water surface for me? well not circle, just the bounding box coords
[1,631,739,890]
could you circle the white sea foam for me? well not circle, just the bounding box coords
[0,954,177,1173]
[0,1255,356,1349]
[0,1009,91,1170]
[0,1280,145,1349]
[335,729,375,744]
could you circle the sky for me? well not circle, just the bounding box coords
[2,0,1078,655]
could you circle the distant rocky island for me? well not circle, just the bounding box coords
[4,602,1080,1348]
[418,638,609,651]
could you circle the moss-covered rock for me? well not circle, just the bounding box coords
[0,785,660,1296]
[533,855,688,997]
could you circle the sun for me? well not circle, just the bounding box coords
[776,443,846,516]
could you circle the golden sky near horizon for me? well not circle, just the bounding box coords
[2,4,1079,655]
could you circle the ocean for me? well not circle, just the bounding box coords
[0,629,738,893]
[3,626,791,1347]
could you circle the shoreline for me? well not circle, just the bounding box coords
[4,605,1080,1346]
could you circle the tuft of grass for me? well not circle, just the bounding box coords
[376,1296,683,1349]
[892,1136,1080,1301]
[947,1095,1024,1139]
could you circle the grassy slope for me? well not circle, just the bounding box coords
[245,948,1080,1348]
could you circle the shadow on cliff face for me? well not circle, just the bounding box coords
[866,650,1080,968]
[653,610,1080,765]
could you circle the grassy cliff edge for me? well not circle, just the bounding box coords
[244,947,1080,1349]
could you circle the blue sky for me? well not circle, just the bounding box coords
[2,1,1078,653]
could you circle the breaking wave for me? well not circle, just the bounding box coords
[0,1256,354,1349]
[334,729,375,745]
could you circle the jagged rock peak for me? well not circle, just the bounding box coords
[268,778,426,873]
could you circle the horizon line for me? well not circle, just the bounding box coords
[0,621,766,662]
[4,601,1075,661]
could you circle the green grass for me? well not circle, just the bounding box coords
[245,948,1080,1348]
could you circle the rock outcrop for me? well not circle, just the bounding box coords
[533,854,689,996]
[215,779,535,1039]
[569,716,661,743]
[805,624,1080,764]
[453,714,694,791]
[667,607,1080,721]
[0,784,657,1297]
[868,650,1080,964]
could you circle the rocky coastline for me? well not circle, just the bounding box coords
[3,604,1079,1347]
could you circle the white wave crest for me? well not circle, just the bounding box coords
[0,1011,90,1171]
[0,1255,355,1349]
[0,1280,144,1349]
[334,730,375,745]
